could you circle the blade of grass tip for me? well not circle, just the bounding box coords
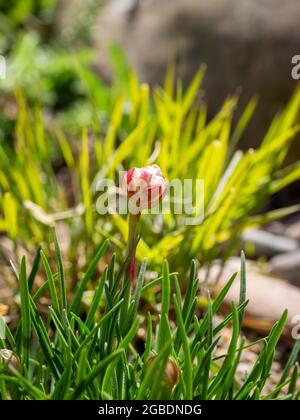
[191,277,200,303]
[40,250,60,314]
[157,260,171,352]
[181,66,206,117]
[239,251,247,327]
[213,300,249,336]
[10,259,19,280]
[28,245,41,293]
[210,272,237,314]
[141,272,177,294]
[85,266,108,330]
[4,324,16,349]
[70,312,90,336]
[33,280,49,303]
[49,307,70,349]
[104,282,113,309]
[19,257,31,372]
[164,62,175,98]
[212,337,265,362]
[228,96,258,157]
[185,298,197,332]
[261,378,291,400]
[173,274,183,308]
[70,239,109,314]
[265,309,288,371]
[173,294,193,400]
[62,308,80,350]
[52,227,67,311]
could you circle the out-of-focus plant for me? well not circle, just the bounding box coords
[0,0,110,137]
[0,67,300,276]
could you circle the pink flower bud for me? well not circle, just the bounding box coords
[122,164,166,211]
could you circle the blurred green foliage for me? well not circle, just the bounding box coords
[0,68,300,276]
[0,0,107,136]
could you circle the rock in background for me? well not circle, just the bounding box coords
[210,258,300,342]
[51,0,300,209]
[94,0,300,151]
[55,0,300,155]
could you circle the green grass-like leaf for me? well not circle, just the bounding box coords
[19,257,31,371]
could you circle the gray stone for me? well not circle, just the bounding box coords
[241,229,299,258]
[211,257,300,341]
[94,0,300,150]
[269,250,300,286]
[285,220,300,241]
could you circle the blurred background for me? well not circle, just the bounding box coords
[1,1,299,126]
[1,0,300,189]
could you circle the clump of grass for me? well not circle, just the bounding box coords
[1,70,300,275]
[0,231,299,400]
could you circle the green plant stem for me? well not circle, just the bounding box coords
[126,213,141,283]
[120,213,141,334]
